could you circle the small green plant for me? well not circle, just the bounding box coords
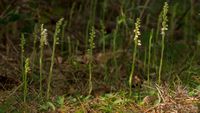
[47,18,64,99]
[85,0,97,49]
[55,96,65,108]
[40,96,64,112]
[88,26,95,95]
[39,24,48,96]
[147,29,154,84]
[24,58,30,102]
[40,102,56,112]
[112,15,125,80]
[158,2,169,84]
[129,18,141,95]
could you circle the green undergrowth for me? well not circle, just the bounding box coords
[0,0,200,112]
[0,82,199,113]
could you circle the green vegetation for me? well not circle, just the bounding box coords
[39,24,48,96]
[47,18,64,99]
[147,29,153,84]
[129,18,141,95]
[23,58,30,102]
[158,2,169,84]
[88,26,96,95]
[0,0,199,112]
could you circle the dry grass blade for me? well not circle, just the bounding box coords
[145,84,200,113]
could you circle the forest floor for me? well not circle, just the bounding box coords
[0,47,199,113]
[0,1,200,112]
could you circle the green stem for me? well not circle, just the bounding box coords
[129,43,137,95]
[88,53,93,95]
[147,29,153,84]
[39,44,44,96]
[46,18,63,100]
[47,38,56,99]
[158,34,165,84]
[24,66,27,102]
